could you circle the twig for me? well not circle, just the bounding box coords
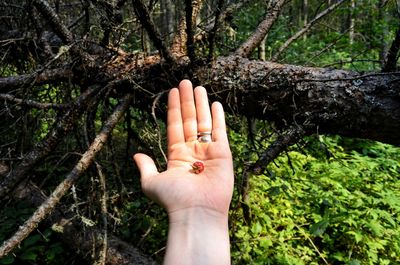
[0,93,68,109]
[235,0,286,58]
[0,68,73,91]
[0,94,131,258]
[151,91,168,163]
[32,0,74,43]
[95,162,108,265]
[207,0,225,61]
[251,126,304,175]
[12,181,158,265]
[295,224,330,265]
[185,0,196,63]
[382,25,400,72]
[240,125,304,222]
[272,0,347,61]
[305,28,350,65]
[0,87,96,200]
[131,0,175,65]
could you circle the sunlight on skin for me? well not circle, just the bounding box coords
[134,79,233,265]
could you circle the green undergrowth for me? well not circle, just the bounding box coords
[0,201,77,265]
[230,135,400,265]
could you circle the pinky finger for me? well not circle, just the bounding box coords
[211,102,228,143]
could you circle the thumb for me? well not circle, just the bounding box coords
[133,153,159,183]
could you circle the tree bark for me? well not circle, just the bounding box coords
[193,56,400,146]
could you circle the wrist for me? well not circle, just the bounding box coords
[168,206,229,228]
[164,207,231,265]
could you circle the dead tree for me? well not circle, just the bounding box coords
[0,0,399,263]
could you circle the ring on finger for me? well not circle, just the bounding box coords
[197,131,212,143]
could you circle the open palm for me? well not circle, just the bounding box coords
[134,80,234,215]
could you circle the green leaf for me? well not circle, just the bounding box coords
[267,186,281,197]
[22,234,41,248]
[259,238,273,249]
[0,256,14,265]
[310,219,329,237]
[19,251,37,262]
[366,220,384,236]
[251,221,262,235]
[348,259,361,265]
[347,231,363,243]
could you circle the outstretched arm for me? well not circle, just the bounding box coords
[134,79,234,265]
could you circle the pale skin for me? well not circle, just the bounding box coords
[134,79,234,265]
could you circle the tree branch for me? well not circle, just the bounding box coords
[241,125,304,201]
[0,93,68,109]
[131,0,174,65]
[32,0,74,43]
[0,68,73,91]
[253,126,305,175]
[171,0,204,57]
[235,0,286,58]
[0,88,96,200]
[0,94,131,258]
[239,125,304,223]
[382,25,400,72]
[185,0,196,63]
[194,0,250,44]
[207,0,225,61]
[271,0,347,61]
[12,181,158,265]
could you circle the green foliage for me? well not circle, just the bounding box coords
[225,0,397,71]
[0,201,68,264]
[1,1,399,264]
[230,132,400,264]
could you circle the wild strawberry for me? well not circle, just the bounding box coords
[192,161,205,174]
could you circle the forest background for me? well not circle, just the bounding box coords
[0,0,399,264]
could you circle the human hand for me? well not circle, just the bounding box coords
[133,79,234,216]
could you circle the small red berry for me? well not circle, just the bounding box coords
[192,161,205,174]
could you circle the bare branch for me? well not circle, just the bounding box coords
[207,0,225,61]
[95,163,108,265]
[32,0,74,43]
[383,25,400,72]
[271,0,348,61]
[241,125,304,200]
[240,125,304,222]
[252,126,305,175]
[12,181,158,265]
[0,88,96,200]
[185,0,196,62]
[0,94,132,258]
[131,0,175,64]
[0,68,73,91]
[151,91,168,163]
[0,93,68,109]
[235,0,286,58]
[195,0,250,43]
[171,0,204,57]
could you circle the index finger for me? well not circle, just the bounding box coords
[167,88,185,147]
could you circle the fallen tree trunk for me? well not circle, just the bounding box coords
[111,54,399,145]
[191,56,400,146]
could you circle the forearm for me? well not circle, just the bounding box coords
[164,207,231,265]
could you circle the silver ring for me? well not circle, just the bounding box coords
[197,131,212,136]
[197,132,212,143]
